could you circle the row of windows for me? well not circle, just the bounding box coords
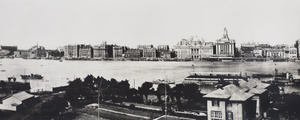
[211,111,222,119]
[211,111,233,120]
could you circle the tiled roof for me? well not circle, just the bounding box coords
[202,88,231,99]
[248,88,267,94]
[204,84,254,101]
[10,91,34,101]
[204,80,270,101]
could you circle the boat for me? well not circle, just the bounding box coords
[8,77,16,82]
[184,72,248,85]
[21,74,43,80]
[0,70,5,72]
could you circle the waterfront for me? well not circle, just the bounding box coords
[1,58,300,92]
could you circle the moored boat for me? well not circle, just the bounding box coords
[21,74,43,80]
[184,72,248,85]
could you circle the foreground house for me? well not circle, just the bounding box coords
[0,91,35,111]
[204,80,270,120]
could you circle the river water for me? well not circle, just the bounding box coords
[1,58,300,92]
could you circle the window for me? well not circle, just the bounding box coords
[228,111,233,120]
[212,100,219,107]
[211,111,222,120]
[227,103,232,107]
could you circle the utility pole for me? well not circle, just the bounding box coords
[165,81,167,118]
[98,77,103,120]
[192,64,195,72]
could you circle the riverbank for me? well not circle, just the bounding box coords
[6,57,300,62]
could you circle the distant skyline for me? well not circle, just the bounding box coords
[1,0,300,49]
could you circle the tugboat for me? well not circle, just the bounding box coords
[21,74,43,80]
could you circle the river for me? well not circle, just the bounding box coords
[1,58,300,92]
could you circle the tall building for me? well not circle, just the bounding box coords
[64,45,78,59]
[240,43,255,58]
[137,45,157,58]
[143,47,156,58]
[113,45,124,58]
[93,42,108,59]
[289,47,297,59]
[124,49,142,59]
[174,37,203,60]
[29,45,46,58]
[200,42,214,58]
[157,45,170,58]
[295,40,300,59]
[215,28,236,57]
[78,44,92,58]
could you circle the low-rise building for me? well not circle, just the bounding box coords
[19,50,31,58]
[253,49,263,58]
[204,80,270,120]
[0,91,35,111]
[265,49,284,58]
[0,46,18,56]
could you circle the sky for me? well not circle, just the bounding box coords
[0,0,300,49]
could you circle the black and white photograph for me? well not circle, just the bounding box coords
[1,0,300,120]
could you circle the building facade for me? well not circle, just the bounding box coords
[204,81,270,120]
[157,45,170,58]
[124,49,142,59]
[289,47,297,59]
[113,45,124,58]
[240,43,255,58]
[93,42,108,59]
[200,42,214,59]
[265,49,284,58]
[78,44,92,58]
[215,28,236,57]
[64,45,78,59]
[295,40,300,59]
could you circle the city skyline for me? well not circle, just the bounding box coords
[1,0,300,49]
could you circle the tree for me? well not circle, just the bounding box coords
[126,88,142,103]
[156,83,171,102]
[64,78,86,107]
[32,96,68,120]
[84,74,95,87]
[139,82,153,101]
[183,83,199,102]
[172,84,184,109]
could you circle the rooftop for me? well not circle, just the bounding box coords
[9,91,34,102]
[204,80,269,101]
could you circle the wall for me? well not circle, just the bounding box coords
[207,100,226,120]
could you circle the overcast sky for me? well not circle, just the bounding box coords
[1,0,300,49]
